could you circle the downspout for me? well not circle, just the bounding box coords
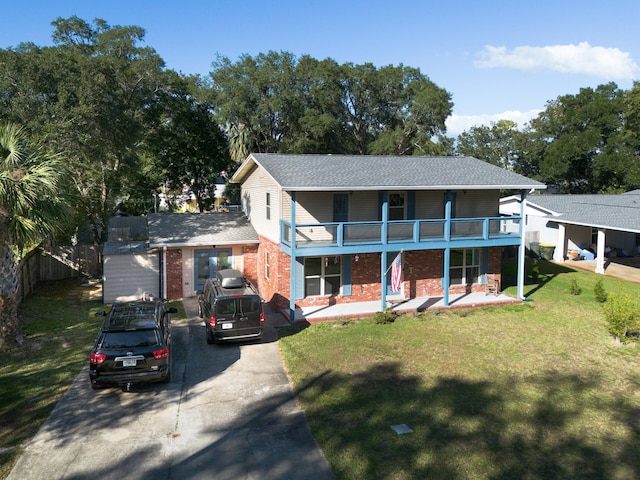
[289,192,297,323]
[162,246,167,300]
[380,192,388,312]
[443,191,452,307]
[517,190,527,300]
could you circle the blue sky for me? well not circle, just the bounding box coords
[3,1,640,136]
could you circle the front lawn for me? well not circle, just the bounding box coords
[0,279,183,479]
[279,261,640,479]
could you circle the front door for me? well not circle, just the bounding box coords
[195,248,231,291]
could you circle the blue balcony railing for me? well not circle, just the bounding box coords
[281,217,521,251]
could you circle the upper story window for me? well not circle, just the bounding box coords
[266,192,271,220]
[389,192,406,220]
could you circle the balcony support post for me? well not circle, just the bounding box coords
[289,192,297,322]
[443,191,453,306]
[380,192,389,312]
[517,190,527,300]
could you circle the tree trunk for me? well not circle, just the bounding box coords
[0,294,19,349]
[0,243,20,349]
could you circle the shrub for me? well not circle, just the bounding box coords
[594,278,608,303]
[603,292,640,341]
[374,309,397,324]
[570,278,582,295]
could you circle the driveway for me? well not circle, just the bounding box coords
[8,298,334,480]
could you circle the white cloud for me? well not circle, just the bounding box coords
[445,109,542,137]
[475,42,639,81]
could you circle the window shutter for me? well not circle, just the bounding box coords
[295,257,305,300]
[342,255,352,296]
[407,191,416,220]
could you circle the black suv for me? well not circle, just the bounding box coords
[198,269,264,344]
[89,300,177,390]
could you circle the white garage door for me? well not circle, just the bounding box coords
[103,252,160,304]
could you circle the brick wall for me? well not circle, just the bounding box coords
[166,249,183,300]
[256,236,290,309]
[242,244,258,286]
[255,239,502,310]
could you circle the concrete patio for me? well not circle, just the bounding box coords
[281,291,520,323]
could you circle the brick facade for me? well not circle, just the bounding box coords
[242,244,258,286]
[166,249,183,300]
[254,236,502,310]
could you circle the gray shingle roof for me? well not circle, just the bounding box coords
[148,212,258,247]
[233,153,546,191]
[528,194,640,233]
[103,241,151,255]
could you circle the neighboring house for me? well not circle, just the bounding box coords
[500,192,640,275]
[231,153,545,320]
[102,213,258,303]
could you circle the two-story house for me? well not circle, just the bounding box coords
[231,153,546,320]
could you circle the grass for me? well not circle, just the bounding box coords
[279,260,640,479]
[0,279,183,479]
[3,262,640,479]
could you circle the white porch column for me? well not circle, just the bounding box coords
[554,223,566,262]
[595,229,606,274]
[517,191,527,301]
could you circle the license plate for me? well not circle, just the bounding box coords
[221,323,233,330]
[122,359,137,367]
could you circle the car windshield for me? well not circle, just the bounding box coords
[101,330,159,348]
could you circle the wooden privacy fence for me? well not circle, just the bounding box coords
[16,244,99,305]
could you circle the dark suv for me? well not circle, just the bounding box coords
[198,269,264,344]
[89,300,177,390]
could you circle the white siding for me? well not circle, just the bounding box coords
[415,191,444,219]
[240,166,281,242]
[283,192,341,243]
[103,253,160,303]
[456,190,499,218]
[350,191,379,221]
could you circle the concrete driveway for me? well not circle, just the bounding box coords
[8,298,334,480]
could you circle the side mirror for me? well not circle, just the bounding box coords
[167,307,178,314]
[95,310,107,317]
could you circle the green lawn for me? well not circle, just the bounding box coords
[0,279,183,479]
[3,263,640,479]
[279,261,640,480]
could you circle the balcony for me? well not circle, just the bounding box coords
[280,217,522,255]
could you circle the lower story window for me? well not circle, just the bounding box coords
[450,248,480,285]
[305,256,341,296]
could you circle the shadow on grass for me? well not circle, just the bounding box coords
[502,257,578,298]
[295,363,640,479]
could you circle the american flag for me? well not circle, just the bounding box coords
[390,252,402,292]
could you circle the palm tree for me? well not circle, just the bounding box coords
[228,123,252,163]
[0,124,69,348]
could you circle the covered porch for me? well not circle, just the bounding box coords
[282,291,520,323]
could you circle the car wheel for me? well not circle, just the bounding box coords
[206,329,215,345]
[91,383,101,390]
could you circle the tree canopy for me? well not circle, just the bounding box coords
[2,15,640,251]
[208,51,454,156]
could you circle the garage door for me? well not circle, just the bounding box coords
[103,252,160,303]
